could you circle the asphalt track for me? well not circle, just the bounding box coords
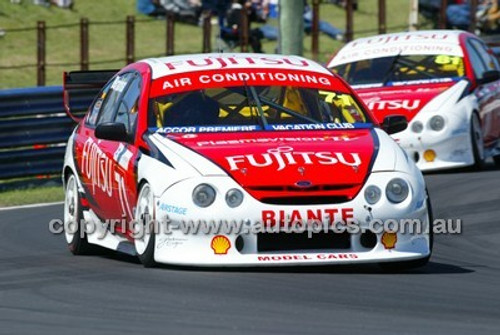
[1,165,499,334]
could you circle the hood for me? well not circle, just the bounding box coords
[356,82,456,123]
[162,130,376,203]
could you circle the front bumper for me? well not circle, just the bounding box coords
[393,126,473,172]
[152,170,431,267]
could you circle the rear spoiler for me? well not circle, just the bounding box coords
[63,70,118,122]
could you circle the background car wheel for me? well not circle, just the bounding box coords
[493,155,500,168]
[379,192,433,272]
[64,173,92,255]
[134,183,157,268]
[471,113,485,169]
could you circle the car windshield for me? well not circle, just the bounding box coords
[332,54,465,86]
[149,85,371,130]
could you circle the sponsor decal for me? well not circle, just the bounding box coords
[157,236,188,249]
[381,232,397,249]
[388,77,457,87]
[257,253,358,261]
[225,146,361,172]
[113,143,133,170]
[155,123,369,134]
[211,235,231,255]
[330,31,463,67]
[159,71,332,92]
[163,55,312,73]
[364,98,421,111]
[195,135,354,147]
[265,123,356,131]
[81,138,133,218]
[261,208,354,227]
[157,125,261,133]
[111,77,128,92]
[81,138,114,196]
[159,203,188,216]
[349,32,457,48]
[150,68,337,97]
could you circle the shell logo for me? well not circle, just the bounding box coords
[381,232,397,250]
[211,235,231,255]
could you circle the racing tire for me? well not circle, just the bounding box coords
[64,173,93,255]
[493,155,500,168]
[470,113,485,170]
[379,192,433,272]
[134,182,157,268]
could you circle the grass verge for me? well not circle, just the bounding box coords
[0,186,64,208]
[0,0,427,89]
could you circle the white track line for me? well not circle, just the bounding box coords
[0,201,64,211]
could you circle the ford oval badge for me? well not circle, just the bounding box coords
[295,180,313,188]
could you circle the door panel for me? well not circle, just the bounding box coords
[467,39,500,148]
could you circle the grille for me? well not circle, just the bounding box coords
[257,231,351,252]
[259,196,350,205]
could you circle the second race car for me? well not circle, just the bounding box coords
[328,30,500,171]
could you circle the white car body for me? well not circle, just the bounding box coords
[62,53,432,268]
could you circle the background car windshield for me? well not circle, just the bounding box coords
[149,85,371,128]
[332,54,465,85]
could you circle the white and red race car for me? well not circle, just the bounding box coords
[328,30,500,171]
[62,53,432,269]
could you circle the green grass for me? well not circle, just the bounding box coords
[0,186,64,207]
[0,0,425,89]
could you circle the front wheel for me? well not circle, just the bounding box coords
[493,155,500,167]
[64,173,92,255]
[471,113,485,169]
[134,183,157,268]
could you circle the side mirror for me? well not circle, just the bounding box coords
[477,70,500,85]
[95,122,128,142]
[382,115,408,135]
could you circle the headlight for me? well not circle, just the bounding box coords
[429,115,445,131]
[386,178,409,203]
[364,185,381,205]
[192,184,216,207]
[411,121,423,133]
[225,188,244,208]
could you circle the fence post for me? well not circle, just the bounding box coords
[37,21,46,87]
[126,16,135,64]
[311,0,319,61]
[166,13,175,55]
[240,6,249,52]
[439,0,447,29]
[378,0,386,34]
[469,0,477,33]
[409,0,419,31]
[80,18,89,71]
[345,0,353,42]
[202,11,211,53]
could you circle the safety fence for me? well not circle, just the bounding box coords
[0,86,94,191]
[0,0,446,88]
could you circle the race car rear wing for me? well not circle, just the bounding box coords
[63,70,118,122]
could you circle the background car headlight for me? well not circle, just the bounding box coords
[411,121,423,133]
[364,185,381,205]
[386,178,409,203]
[192,184,216,207]
[429,115,445,131]
[225,189,244,208]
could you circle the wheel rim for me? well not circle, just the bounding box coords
[473,115,484,160]
[64,175,78,243]
[134,185,153,255]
